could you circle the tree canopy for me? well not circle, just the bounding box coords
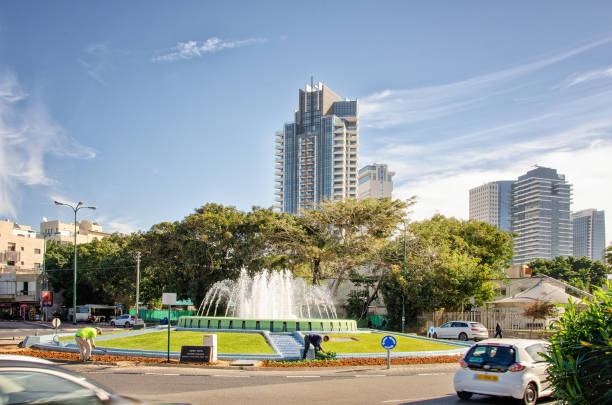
[528,256,608,293]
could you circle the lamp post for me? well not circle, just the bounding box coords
[402,222,407,333]
[54,201,96,324]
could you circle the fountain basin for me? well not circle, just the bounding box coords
[178,316,357,332]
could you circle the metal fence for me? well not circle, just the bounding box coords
[429,310,552,331]
[128,309,196,322]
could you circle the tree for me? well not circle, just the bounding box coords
[380,216,513,330]
[529,256,608,292]
[544,285,612,404]
[606,243,612,268]
[522,299,555,338]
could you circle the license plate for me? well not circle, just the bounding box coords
[476,374,498,381]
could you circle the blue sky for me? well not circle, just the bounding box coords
[1,1,611,242]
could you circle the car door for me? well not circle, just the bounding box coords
[437,322,451,338]
[450,322,463,339]
[525,343,551,393]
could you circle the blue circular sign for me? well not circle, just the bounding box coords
[381,335,397,350]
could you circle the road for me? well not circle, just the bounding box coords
[63,362,558,405]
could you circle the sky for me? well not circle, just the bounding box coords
[1,1,611,243]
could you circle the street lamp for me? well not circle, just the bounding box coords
[41,224,59,322]
[402,222,407,333]
[54,200,96,324]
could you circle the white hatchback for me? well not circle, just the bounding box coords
[453,339,552,405]
[433,321,489,341]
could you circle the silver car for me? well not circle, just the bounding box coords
[433,321,489,341]
[453,339,552,405]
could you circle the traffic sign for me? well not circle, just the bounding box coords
[381,335,397,350]
[52,318,61,328]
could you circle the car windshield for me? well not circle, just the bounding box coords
[525,344,549,362]
[465,345,516,371]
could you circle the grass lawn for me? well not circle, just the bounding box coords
[97,331,275,354]
[324,333,458,353]
[59,330,127,341]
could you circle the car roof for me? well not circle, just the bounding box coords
[0,355,53,365]
[473,338,549,348]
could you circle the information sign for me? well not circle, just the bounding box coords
[179,346,212,363]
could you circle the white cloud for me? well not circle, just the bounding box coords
[361,35,612,129]
[563,66,612,88]
[0,71,96,218]
[78,43,113,85]
[152,37,266,62]
[96,215,140,234]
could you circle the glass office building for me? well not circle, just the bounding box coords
[275,82,358,214]
[511,167,572,264]
[572,209,606,263]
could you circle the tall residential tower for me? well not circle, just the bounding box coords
[571,209,606,263]
[511,167,572,264]
[275,82,358,213]
[469,181,513,232]
[358,163,394,199]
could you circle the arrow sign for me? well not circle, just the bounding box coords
[381,335,397,350]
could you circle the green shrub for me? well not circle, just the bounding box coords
[544,284,612,404]
[315,351,337,360]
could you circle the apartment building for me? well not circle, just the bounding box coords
[511,167,572,264]
[469,180,513,232]
[275,81,359,214]
[358,163,394,199]
[40,219,109,244]
[0,220,44,319]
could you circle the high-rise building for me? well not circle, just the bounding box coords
[571,209,606,263]
[469,181,514,232]
[511,166,572,264]
[358,163,394,199]
[40,219,109,245]
[275,82,358,214]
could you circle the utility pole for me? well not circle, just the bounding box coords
[133,252,142,320]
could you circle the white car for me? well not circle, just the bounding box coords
[453,339,552,405]
[110,314,142,328]
[433,321,489,341]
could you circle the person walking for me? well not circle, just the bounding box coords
[75,327,102,362]
[301,333,329,360]
[494,323,503,338]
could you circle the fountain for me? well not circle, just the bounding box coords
[178,269,357,332]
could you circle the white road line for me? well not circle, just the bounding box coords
[416,373,450,376]
[382,395,453,403]
[160,373,180,376]
[286,375,321,378]
[213,374,250,378]
[355,374,386,377]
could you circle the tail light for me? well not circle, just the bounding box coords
[509,362,525,372]
[459,359,468,368]
[471,329,478,331]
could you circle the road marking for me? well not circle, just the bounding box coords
[417,373,450,376]
[355,374,386,377]
[382,394,453,403]
[286,375,320,378]
[213,374,250,378]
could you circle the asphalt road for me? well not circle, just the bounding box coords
[64,363,558,405]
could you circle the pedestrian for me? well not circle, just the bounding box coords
[75,326,102,362]
[367,319,372,329]
[301,333,330,360]
[381,318,387,330]
[495,323,503,338]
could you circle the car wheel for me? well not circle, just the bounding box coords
[457,391,472,400]
[110,321,115,327]
[432,332,438,339]
[458,332,468,341]
[124,322,131,328]
[521,382,538,405]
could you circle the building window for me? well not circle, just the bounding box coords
[7,243,15,252]
[34,248,41,254]
[20,247,24,251]
[7,261,15,266]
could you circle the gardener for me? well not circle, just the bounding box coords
[75,326,102,362]
[301,333,330,360]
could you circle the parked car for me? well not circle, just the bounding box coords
[433,321,489,341]
[110,314,142,328]
[0,354,181,404]
[453,339,552,405]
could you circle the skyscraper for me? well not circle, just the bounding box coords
[275,82,358,214]
[572,209,606,263]
[511,166,572,264]
[358,163,394,199]
[469,181,514,232]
